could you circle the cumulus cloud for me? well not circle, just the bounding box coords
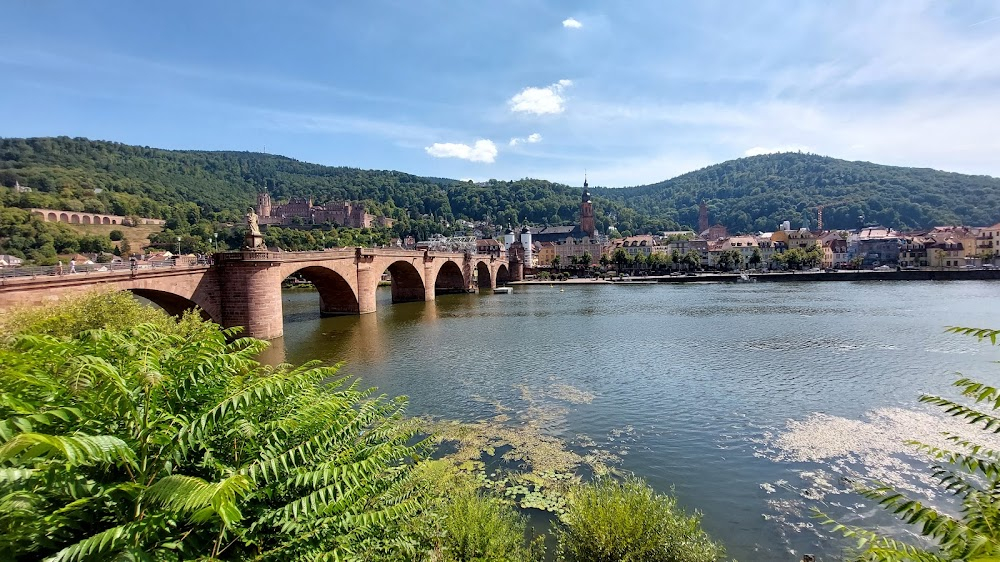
[509,132,543,146]
[509,80,573,115]
[562,18,583,28]
[744,145,813,156]
[425,139,498,163]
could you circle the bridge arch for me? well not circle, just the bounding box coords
[47,212,57,221]
[434,260,468,295]
[285,265,359,316]
[102,216,111,224]
[70,213,80,224]
[59,212,69,222]
[495,264,510,286]
[82,215,92,224]
[475,261,493,289]
[381,260,425,303]
[129,288,217,322]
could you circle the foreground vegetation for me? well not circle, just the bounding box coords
[0,292,725,561]
[822,327,1000,561]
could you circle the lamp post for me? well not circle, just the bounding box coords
[214,232,219,253]
[175,236,181,257]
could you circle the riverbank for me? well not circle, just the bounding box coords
[510,268,1000,285]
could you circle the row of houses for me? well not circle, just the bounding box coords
[522,221,1000,270]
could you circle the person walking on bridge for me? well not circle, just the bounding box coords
[69,259,76,274]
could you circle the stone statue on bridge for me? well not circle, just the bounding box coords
[244,207,265,249]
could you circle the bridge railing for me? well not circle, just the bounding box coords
[0,260,209,284]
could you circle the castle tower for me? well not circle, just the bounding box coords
[698,201,709,234]
[257,191,272,218]
[580,175,596,238]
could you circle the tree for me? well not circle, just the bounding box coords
[551,255,561,272]
[119,237,132,256]
[599,254,610,269]
[612,248,629,272]
[716,251,734,271]
[0,315,426,560]
[732,250,744,271]
[749,247,762,269]
[822,327,1000,562]
[580,251,593,268]
[631,252,647,272]
[683,249,701,271]
[804,242,824,268]
[109,229,124,241]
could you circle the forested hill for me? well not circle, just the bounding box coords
[598,152,1000,232]
[2,137,999,236]
[0,137,649,234]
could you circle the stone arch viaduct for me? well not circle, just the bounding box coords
[30,208,166,226]
[0,248,510,340]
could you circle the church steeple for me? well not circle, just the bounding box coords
[579,174,596,238]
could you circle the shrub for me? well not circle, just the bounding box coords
[407,461,544,562]
[0,289,210,342]
[555,477,725,562]
[0,300,426,560]
[109,229,124,241]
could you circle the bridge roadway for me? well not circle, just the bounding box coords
[0,248,511,339]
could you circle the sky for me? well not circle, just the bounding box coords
[2,1,1000,187]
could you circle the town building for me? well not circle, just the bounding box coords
[611,235,657,257]
[850,227,902,266]
[666,238,710,268]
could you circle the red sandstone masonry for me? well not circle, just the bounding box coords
[0,249,510,340]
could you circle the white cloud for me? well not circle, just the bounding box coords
[562,18,583,29]
[509,80,573,115]
[744,145,812,156]
[425,139,498,163]
[509,132,543,146]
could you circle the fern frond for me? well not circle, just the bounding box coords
[142,473,252,527]
[0,432,136,467]
[919,395,1000,431]
[946,326,1000,345]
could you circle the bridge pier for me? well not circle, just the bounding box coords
[219,254,285,340]
[356,254,378,314]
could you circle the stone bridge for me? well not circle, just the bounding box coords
[0,248,511,339]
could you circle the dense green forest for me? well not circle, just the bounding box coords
[599,152,1000,232]
[3,138,1000,241]
[0,137,648,235]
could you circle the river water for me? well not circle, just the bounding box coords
[262,280,1000,561]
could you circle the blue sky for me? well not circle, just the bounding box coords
[2,1,999,187]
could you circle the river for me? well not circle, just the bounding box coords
[261,280,1000,560]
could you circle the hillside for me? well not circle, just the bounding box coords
[601,152,1000,232]
[0,137,648,234]
[3,138,1000,240]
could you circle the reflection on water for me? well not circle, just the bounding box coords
[273,281,1000,560]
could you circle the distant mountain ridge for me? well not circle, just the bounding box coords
[602,152,1000,232]
[2,137,999,235]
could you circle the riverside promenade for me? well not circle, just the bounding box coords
[512,269,1000,285]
